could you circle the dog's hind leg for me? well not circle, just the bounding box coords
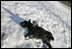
[43,40,52,48]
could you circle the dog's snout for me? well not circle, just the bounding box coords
[21,22,25,27]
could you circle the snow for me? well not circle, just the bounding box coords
[1,1,71,48]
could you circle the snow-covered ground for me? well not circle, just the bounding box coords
[1,1,71,48]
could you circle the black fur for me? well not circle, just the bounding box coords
[20,19,54,48]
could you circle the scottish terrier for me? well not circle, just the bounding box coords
[20,19,54,48]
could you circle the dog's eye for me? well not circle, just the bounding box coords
[22,23,25,25]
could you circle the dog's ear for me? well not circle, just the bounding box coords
[28,19,31,23]
[33,21,38,27]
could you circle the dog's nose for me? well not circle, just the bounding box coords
[20,22,25,27]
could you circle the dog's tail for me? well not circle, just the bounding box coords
[43,40,52,48]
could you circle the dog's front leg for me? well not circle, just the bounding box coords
[24,34,29,40]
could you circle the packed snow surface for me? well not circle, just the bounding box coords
[1,1,71,48]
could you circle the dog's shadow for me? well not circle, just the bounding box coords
[2,7,24,25]
[2,7,28,35]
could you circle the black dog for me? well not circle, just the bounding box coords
[20,19,54,48]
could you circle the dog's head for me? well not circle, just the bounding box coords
[20,19,32,28]
[21,19,38,28]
